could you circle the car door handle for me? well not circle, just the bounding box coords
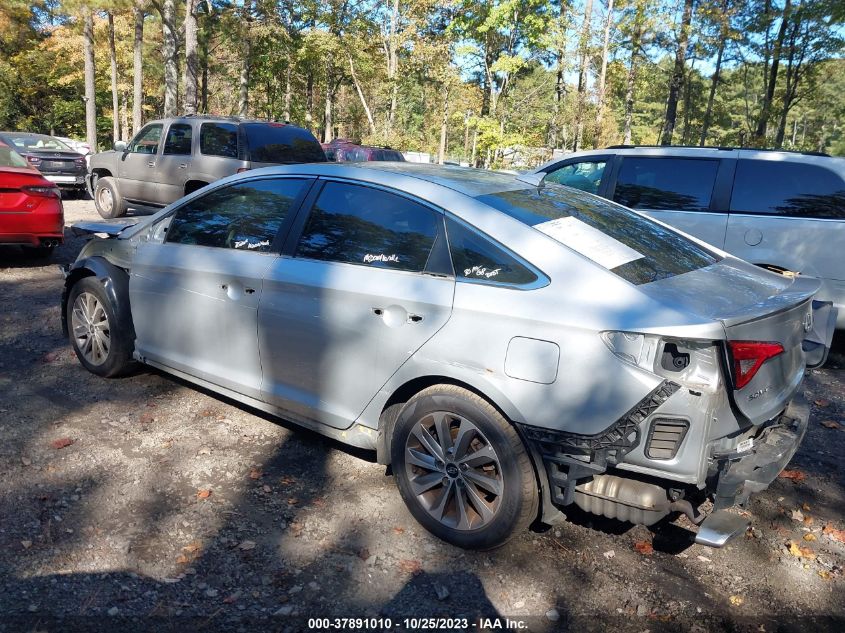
[147,161,155,168]
[178,163,188,169]
[408,314,424,323]
[372,308,384,316]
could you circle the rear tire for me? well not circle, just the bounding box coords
[390,385,538,550]
[94,176,126,219]
[67,277,135,377]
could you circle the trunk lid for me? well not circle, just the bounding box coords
[640,257,821,424]
[0,168,54,212]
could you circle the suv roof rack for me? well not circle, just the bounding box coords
[604,144,830,157]
[180,114,293,125]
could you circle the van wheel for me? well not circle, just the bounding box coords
[94,176,126,219]
[67,277,135,377]
[390,385,538,550]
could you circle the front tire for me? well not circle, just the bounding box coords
[67,277,135,377]
[94,176,126,219]
[390,385,538,549]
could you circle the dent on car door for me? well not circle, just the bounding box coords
[258,180,456,429]
[129,177,312,398]
[612,156,727,249]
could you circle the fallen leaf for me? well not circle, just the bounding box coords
[603,550,616,560]
[788,541,816,559]
[21,540,32,549]
[803,516,814,526]
[249,468,263,480]
[398,559,422,575]
[279,475,296,486]
[42,351,60,363]
[791,509,805,522]
[822,524,845,543]
[357,547,371,560]
[802,503,811,511]
[139,412,155,424]
[50,437,74,450]
[21,457,31,466]
[800,547,816,559]
[818,570,832,580]
[392,526,405,535]
[287,497,299,506]
[200,409,215,417]
[820,420,841,430]
[182,542,202,554]
[779,469,806,483]
[262,485,272,493]
[311,497,325,507]
[729,595,744,606]
[238,540,256,550]
[697,555,711,562]
[804,533,817,542]
[634,540,654,555]
[196,489,212,499]
[814,399,831,407]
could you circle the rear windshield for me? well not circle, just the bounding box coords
[476,185,720,285]
[0,143,29,167]
[5,133,72,152]
[242,123,326,164]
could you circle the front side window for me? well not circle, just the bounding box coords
[730,159,845,219]
[613,157,719,212]
[166,178,307,251]
[129,124,163,154]
[445,217,538,286]
[163,123,193,155]
[199,122,238,158]
[478,185,720,285]
[295,181,438,272]
[545,160,606,195]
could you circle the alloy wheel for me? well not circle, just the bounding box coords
[71,292,111,366]
[404,411,503,531]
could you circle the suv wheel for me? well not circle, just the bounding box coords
[67,277,135,377]
[94,176,126,219]
[390,385,538,549]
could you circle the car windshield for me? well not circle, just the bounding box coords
[5,133,73,152]
[0,143,29,168]
[243,123,326,164]
[476,184,721,285]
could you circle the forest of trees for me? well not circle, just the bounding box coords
[1,0,843,168]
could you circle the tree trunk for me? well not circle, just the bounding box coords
[574,0,593,151]
[438,83,450,165]
[680,60,695,144]
[349,56,376,135]
[238,39,251,117]
[775,10,802,148]
[700,36,725,145]
[162,0,178,118]
[623,20,642,145]
[481,32,495,117]
[283,60,292,122]
[305,72,314,129]
[323,81,333,143]
[132,4,145,134]
[107,12,120,143]
[200,12,209,113]
[184,0,199,115]
[594,0,614,147]
[387,0,400,134]
[660,0,694,145]
[121,91,130,140]
[82,6,97,150]
[754,0,792,145]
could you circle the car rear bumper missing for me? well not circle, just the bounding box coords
[695,394,809,547]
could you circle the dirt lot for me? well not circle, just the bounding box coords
[1,199,844,632]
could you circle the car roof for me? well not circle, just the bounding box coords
[534,146,845,172]
[250,162,531,198]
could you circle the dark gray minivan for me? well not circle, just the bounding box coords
[87,116,326,218]
[533,147,845,328]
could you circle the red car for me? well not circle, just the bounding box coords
[322,139,405,162]
[0,141,64,256]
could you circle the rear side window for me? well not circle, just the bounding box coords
[163,123,193,155]
[295,181,438,272]
[730,160,845,219]
[243,123,326,164]
[166,178,307,251]
[200,122,238,158]
[478,185,720,285]
[545,160,606,195]
[445,217,538,286]
[613,157,719,212]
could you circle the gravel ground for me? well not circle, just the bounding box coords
[1,198,844,632]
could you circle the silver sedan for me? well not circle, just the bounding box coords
[62,163,836,549]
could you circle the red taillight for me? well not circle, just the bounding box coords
[728,341,784,389]
[236,167,250,173]
[26,155,42,166]
[22,185,60,198]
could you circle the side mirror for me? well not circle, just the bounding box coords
[113,141,128,152]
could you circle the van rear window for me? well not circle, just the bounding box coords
[477,185,720,285]
[242,123,326,164]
